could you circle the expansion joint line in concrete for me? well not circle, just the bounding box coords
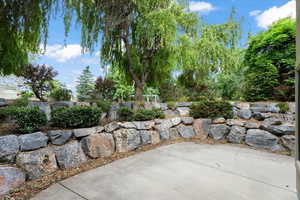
[58,182,90,200]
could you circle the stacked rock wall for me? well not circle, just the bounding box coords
[0,102,296,197]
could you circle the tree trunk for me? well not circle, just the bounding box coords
[135,80,144,102]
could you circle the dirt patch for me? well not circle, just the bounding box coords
[3,138,291,200]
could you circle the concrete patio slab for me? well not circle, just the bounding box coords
[32,143,297,200]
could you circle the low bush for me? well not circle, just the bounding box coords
[277,102,289,113]
[13,97,29,107]
[0,106,17,121]
[167,101,176,110]
[95,100,111,113]
[51,106,102,128]
[118,107,134,121]
[11,106,47,133]
[118,107,164,121]
[50,88,72,101]
[190,100,233,119]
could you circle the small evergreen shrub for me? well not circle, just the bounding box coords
[167,101,176,110]
[118,107,134,121]
[51,106,102,128]
[95,100,111,113]
[132,108,165,121]
[50,88,72,101]
[12,106,47,133]
[277,102,289,113]
[190,100,233,119]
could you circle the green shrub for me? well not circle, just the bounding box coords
[277,102,289,113]
[11,106,47,133]
[50,88,72,101]
[132,108,165,121]
[118,107,134,121]
[190,100,233,119]
[13,97,29,107]
[95,100,111,113]
[51,106,102,128]
[167,101,176,110]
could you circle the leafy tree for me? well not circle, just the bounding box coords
[65,0,197,101]
[76,66,95,102]
[94,76,116,101]
[20,64,58,101]
[244,18,296,101]
[0,0,58,75]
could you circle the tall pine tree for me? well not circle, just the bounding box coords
[76,66,94,102]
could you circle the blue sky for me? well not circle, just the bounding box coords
[35,0,296,93]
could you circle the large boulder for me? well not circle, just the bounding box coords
[193,119,211,140]
[150,131,160,144]
[263,118,282,125]
[159,103,168,111]
[209,124,230,140]
[81,133,115,158]
[0,167,25,196]
[155,119,173,131]
[226,119,245,127]
[73,127,96,138]
[176,102,192,107]
[48,130,73,145]
[139,131,152,145]
[238,109,252,120]
[16,148,58,180]
[245,122,260,129]
[133,121,155,130]
[104,121,120,132]
[163,110,178,118]
[212,118,226,124]
[227,126,246,144]
[29,102,51,120]
[260,124,295,136]
[252,112,265,121]
[181,117,194,125]
[169,128,180,139]
[170,117,181,126]
[177,126,195,138]
[114,129,141,152]
[0,135,19,163]
[51,101,75,110]
[176,107,190,117]
[19,132,48,151]
[158,129,170,140]
[245,129,281,151]
[54,141,87,169]
[281,135,295,154]
[119,122,136,129]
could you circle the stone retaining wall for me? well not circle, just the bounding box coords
[0,112,296,197]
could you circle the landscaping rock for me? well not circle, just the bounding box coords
[95,126,105,133]
[160,103,168,111]
[120,102,133,109]
[260,124,295,136]
[54,141,87,169]
[19,132,48,151]
[150,131,160,144]
[288,102,295,114]
[169,128,180,139]
[170,117,181,126]
[177,126,195,138]
[176,102,192,107]
[238,109,252,120]
[226,119,245,127]
[108,103,119,121]
[245,122,260,129]
[73,127,95,138]
[75,102,90,106]
[0,98,8,107]
[250,107,267,113]
[176,107,190,116]
[16,148,58,180]
[252,112,265,121]
[163,110,178,118]
[140,131,152,145]
[133,121,155,130]
[181,117,194,125]
[0,135,19,163]
[281,135,295,154]
[51,101,74,109]
[29,102,52,120]
[209,124,230,140]
[0,167,25,196]
[155,119,173,131]
[245,129,281,151]
[227,126,246,144]
[114,129,141,152]
[48,130,73,145]
[212,118,226,124]
[267,103,280,113]
[159,129,170,140]
[193,119,211,140]
[81,133,115,158]
[119,122,136,129]
[104,121,120,132]
[263,118,282,125]
[234,102,250,110]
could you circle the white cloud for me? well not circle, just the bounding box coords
[189,1,216,14]
[253,0,296,29]
[249,10,261,17]
[44,44,82,62]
